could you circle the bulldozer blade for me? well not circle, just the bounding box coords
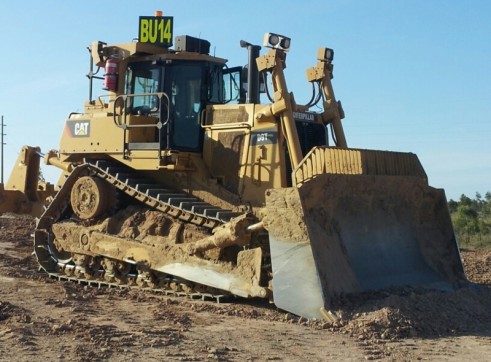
[264,174,467,320]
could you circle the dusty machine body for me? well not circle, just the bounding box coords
[20,15,466,319]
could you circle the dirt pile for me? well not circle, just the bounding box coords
[315,243,491,357]
[330,285,491,338]
[461,248,491,285]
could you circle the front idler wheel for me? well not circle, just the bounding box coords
[70,176,115,220]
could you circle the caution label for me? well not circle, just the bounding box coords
[139,16,173,47]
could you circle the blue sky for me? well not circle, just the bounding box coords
[0,1,490,200]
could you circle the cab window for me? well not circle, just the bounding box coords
[125,64,161,113]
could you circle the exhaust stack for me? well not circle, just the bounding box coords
[240,40,261,104]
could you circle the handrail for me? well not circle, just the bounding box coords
[200,108,251,130]
[111,92,171,158]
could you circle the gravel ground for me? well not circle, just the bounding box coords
[1,214,490,361]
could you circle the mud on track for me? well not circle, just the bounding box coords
[0,214,490,361]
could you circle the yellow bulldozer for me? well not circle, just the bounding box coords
[2,13,467,319]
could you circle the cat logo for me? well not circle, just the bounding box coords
[66,120,90,138]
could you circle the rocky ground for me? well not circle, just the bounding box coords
[0,214,490,361]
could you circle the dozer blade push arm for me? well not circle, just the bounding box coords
[42,150,74,172]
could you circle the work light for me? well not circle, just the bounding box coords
[317,47,334,62]
[263,33,291,52]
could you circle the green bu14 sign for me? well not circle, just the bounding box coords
[139,16,173,47]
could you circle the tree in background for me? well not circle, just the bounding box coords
[449,192,491,247]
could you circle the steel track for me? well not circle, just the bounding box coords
[34,158,248,301]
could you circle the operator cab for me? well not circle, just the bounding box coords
[117,35,243,155]
[86,15,243,156]
[124,58,227,152]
